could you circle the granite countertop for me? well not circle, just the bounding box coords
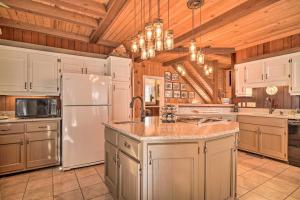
[104,117,239,141]
[237,112,300,119]
[0,117,62,123]
[178,104,234,107]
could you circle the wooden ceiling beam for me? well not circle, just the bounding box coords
[163,55,189,66]
[90,0,128,43]
[0,17,90,42]
[61,0,107,15]
[167,47,235,55]
[174,0,280,46]
[35,0,107,18]
[1,0,98,28]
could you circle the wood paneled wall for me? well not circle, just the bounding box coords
[0,26,113,55]
[234,34,300,109]
[133,61,202,117]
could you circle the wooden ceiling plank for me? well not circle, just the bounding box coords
[1,0,98,28]
[61,0,107,14]
[174,0,280,46]
[90,0,128,43]
[35,0,107,18]
[0,17,90,42]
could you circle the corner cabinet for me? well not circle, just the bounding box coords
[235,64,252,97]
[289,53,300,95]
[104,127,237,200]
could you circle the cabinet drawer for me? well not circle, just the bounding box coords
[118,134,140,160]
[0,123,25,134]
[26,121,58,132]
[238,116,287,127]
[105,128,118,146]
[239,123,259,132]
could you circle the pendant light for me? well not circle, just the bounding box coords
[189,9,197,61]
[153,0,163,39]
[131,0,139,53]
[145,0,153,41]
[164,0,174,50]
[141,48,148,60]
[196,6,204,64]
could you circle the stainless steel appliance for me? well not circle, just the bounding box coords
[15,98,59,118]
[288,119,300,167]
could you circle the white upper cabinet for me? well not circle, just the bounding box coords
[289,53,300,95]
[235,64,252,97]
[0,49,28,94]
[245,60,264,87]
[28,53,59,94]
[84,58,107,75]
[112,82,131,121]
[264,55,289,85]
[60,57,85,74]
[107,56,132,82]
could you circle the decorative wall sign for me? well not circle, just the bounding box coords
[164,71,171,81]
[181,91,188,98]
[181,83,187,90]
[173,91,180,98]
[165,90,173,98]
[189,92,195,99]
[172,82,180,90]
[165,82,172,90]
[171,73,179,81]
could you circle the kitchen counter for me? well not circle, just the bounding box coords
[103,116,239,141]
[0,117,62,123]
[237,112,300,119]
[178,103,234,107]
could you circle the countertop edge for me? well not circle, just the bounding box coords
[0,117,62,123]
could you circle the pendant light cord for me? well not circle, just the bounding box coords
[134,0,136,35]
[167,0,170,28]
[149,0,151,22]
[158,0,160,18]
[199,7,201,47]
[192,9,194,40]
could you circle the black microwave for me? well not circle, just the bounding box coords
[15,98,59,118]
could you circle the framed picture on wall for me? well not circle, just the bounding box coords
[173,91,180,98]
[181,91,188,98]
[189,92,195,99]
[172,73,179,81]
[172,82,180,90]
[181,83,187,90]
[164,71,171,81]
[165,90,173,98]
[165,82,172,90]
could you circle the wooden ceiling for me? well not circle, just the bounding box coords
[0,0,299,66]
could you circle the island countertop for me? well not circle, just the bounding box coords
[103,117,239,141]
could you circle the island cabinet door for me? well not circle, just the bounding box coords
[205,136,236,200]
[118,151,140,200]
[147,143,199,200]
[105,142,118,199]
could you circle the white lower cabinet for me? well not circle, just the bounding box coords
[147,143,199,200]
[105,127,237,200]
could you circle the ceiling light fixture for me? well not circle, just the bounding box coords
[131,0,139,53]
[196,6,204,64]
[164,0,174,50]
[189,9,197,61]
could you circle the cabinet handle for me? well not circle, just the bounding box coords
[112,154,117,164]
[81,68,83,74]
[113,84,115,91]
[85,68,88,74]
[261,74,264,80]
[38,126,48,129]
[124,141,131,149]
[265,74,268,79]
[0,129,10,131]
[113,72,115,79]
[25,82,27,89]
[149,150,152,165]
[30,82,32,89]
[20,140,24,146]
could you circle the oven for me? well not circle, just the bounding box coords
[288,119,300,167]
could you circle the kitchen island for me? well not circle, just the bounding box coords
[103,117,239,200]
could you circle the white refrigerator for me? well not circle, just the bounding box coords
[62,73,111,170]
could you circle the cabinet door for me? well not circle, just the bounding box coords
[85,59,107,75]
[26,131,58,168]
[259,126,287,160]
[0,49,28,93]
[147,143,199,200]
[112,82,131,121]
[238,123,259,152]
[264,55,289,85]
[235,64,252,97]
[0,134,25,174]
[205,136,236,200]
[61,57,84,74]
[109,57,132,82]
[245,60,264,86]
[118,151,140,200]
[290,54,300,95]
[105,142,118,199]
[28,53,59,94]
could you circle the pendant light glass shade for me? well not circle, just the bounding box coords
[155,38,163,51]
[164,29,174,50]
[190,52,196,61]
[189,39,197,53]
[138,31,145,49]
[204,65,208,70]
[147,42,155,58]
[196,50,204,64]
[145,23,154,41]
[141,48,148,60]
[205,69,209,76]
[208,66,213,73]
[153,18,163,39]
[131,39,139,53]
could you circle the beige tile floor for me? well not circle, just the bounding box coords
[0,151,300,200]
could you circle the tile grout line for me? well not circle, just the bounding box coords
[74,169,86,200]
[21,173,30,200]
[283,185,300,200]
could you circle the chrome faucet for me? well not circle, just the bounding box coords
[130,96,145,122]
[265,97,276,114]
